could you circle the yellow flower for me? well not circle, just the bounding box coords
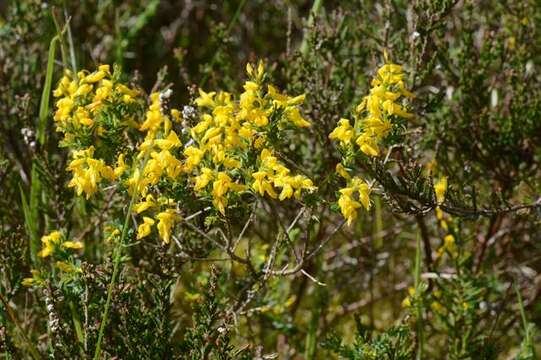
[54,97,74,123]
[62,241,83,250]
[140,93,163,134]
[22,277,35,287]
[355,132,379,157]
[435,206,444,220]
[286,107,311,128]
[212,172,232,198]
[352,177,371,210]
[338,187,361,226]
[73,83,93,97]
[155,130,182,150]
[382,99,414,119]
[55,261,77,273]
[134,194,156,214]
[156,209,178,244]
[37,231,82,258]
[113,153,127,179]
[22,270,41,287]
[210,172,246,214]
[105,228,121,242]
[337,177,371,225]
[329,119,354,144]
[38,231,63,258]
[278,183,294,201]
[184,146,205,171]
[193,168,214,191]
[401,297,412,308]
[195,89,216,108]
[83,70,107,83]
[444,234,456,255]
[252,171,277,199]
[363,116,392,139]
[137,217,155,240]
[246,60,265,80]
[434,176,448,204]
[126,168,142,195]
[335,163,351,180]
[67,146,114,199]
[431,301,446,314]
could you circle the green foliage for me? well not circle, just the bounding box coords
[322,322,415,360]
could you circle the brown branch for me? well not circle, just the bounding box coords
[474,214,504,273]
[415,214,433,271]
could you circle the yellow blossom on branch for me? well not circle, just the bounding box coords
[337,177,372,225]
[137,217,155,240]
[156,209,179,244]
[434,176,448,204]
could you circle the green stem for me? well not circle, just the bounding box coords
[515,283,537,359]
[38,35,58,146]
[51,11,68,69]
[64,9,78,75]
[93,153,149,359]
[69,301,84,345]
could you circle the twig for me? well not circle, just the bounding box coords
[301,269,326,286]
[415,214,433,271]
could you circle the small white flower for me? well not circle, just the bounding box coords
[182,105,196,119]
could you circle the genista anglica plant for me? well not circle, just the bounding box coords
[1,0,540,359]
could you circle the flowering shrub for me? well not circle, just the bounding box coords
[1,1,541,359]
[330,58,414,224]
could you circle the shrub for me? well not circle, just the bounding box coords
[1,0,540,359]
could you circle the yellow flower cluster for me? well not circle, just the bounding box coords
[67,146,124,198]
[330,58,413,225]
[434,176,447,205]
[402,286,446,316]
[329,61,413,157]
[252,149,316,201]
[433,177,457,259]
[23,231,83,287]
[53,65,142,199]
[54,62,316,245]
[354,62,413,156]
[22,270,42,287]
[134,198,179,244]
[133,63,314,241]
[129,92,183,244]
[53,65,140,138]
[336,173,371,226]
[186,61,315,215]
[37,230,83,258]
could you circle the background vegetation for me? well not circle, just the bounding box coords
[1,0,541,359]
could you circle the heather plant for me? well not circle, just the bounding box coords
[1,0,541,359]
